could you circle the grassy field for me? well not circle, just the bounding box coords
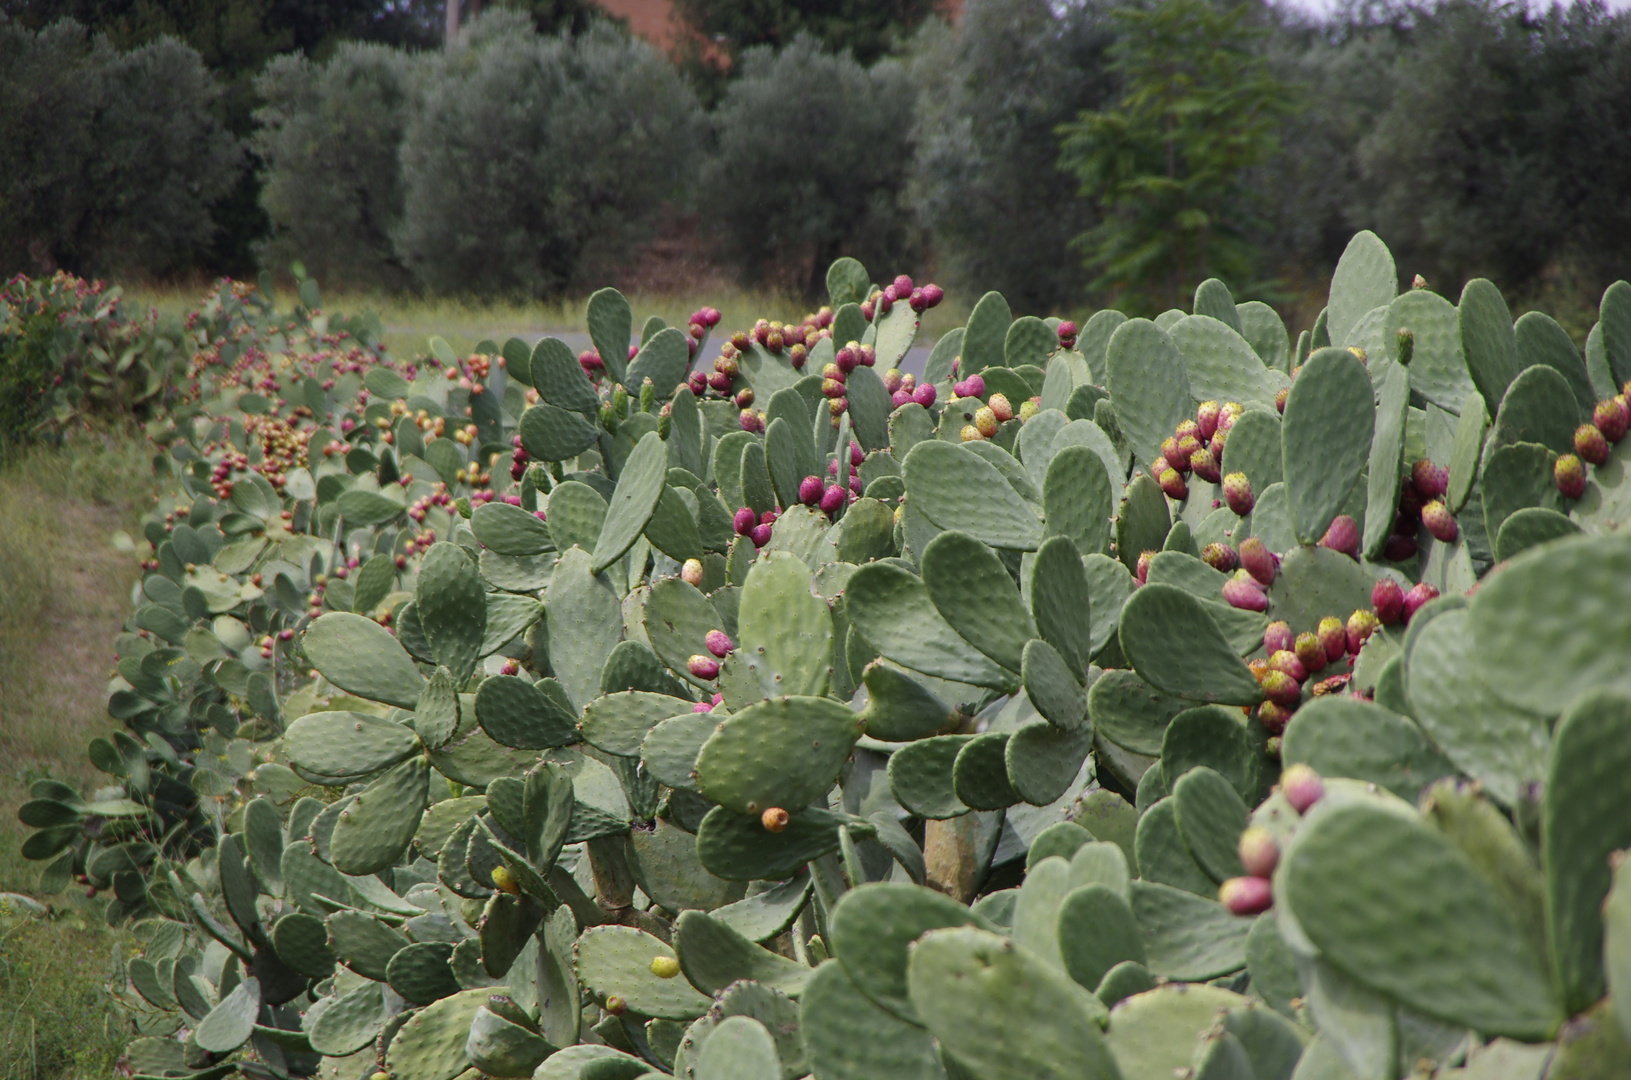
[125,282,978,363]
[0,434,155,1080]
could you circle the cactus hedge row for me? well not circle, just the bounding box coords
[16,235,1631,1080]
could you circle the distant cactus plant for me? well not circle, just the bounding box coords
[15,234,1631,1080]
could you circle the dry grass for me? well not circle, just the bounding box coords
[0,432,154,1080]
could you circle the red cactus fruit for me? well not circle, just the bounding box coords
[1223,572,1268,612]
[1374,579,1408,625]
[1262,669,1302,708]
[1320,515,1361,559]
[1422,500,1458,542]
[1294,631,1328,674]
[1411,459,1449,500]
[1222,472,1255,516]
[1317,615,1347,663]
[1383,534,1418,562]
[1135,549,1157,585]
[1268,650,1307,683]
[680,559,704,587]
[1555,453,1586,499]
[705,630,733,658]
[1202,542,1238,572]
[1274,387,1289,413]
[1220,876,1274,915]
[1240,537,1277,586]
[688,654,720,680]
[733,507,757,536]
[1594,397,1629,442]
[1238,827,1280,878]
[1576,423,1611,465]
[1346,608,1381,654]
[1159,467,1188,501]
[1190,447,1222,483]
[1402,581,1439,622]
[749,523,773,547]
[1282,764,1325,813]
[1264,620,1294,654]
[1257,700,1294,736]
[1196,402,1221,440]
[1162,437,1189,474]
[913,383,937,407]
[989,393,1014,422]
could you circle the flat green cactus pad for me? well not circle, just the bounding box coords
[581,691,690,757]
[1326,231,1396,349]
[1245,916,1301,1019]
[283,710,420,782]
[544,547,623,712]
[694,805,847,881]
[593,432,669,574]
[672,910,811,997]
[1171,766,1248,883]
[1118,584,1262,706]
[845,562,1014,689]
[902,440,1043,550]
[327,910,409,982]
[1107,318,1192,471]
[694,695,860,815]
[305,981,388,1056]
[736,551,832,698]
[329,756,428,875]
[1043,444,1114,559]
[907,927,1117,1080]
[1491,363,1580,456]
[1459,278,1522,412]
[472,501,555,557]
[301,613,425,709]
[800,960,947,1080]
[476,674,579,750]
[1543,688,1631,1015]
[1059,885,1148,996]
[387,941,461,1005]
[1388,288,1474,415]
[1005,720,1093,806]
[575,927,709,1026]
[1170,314,1285,410]
[386,986,497,1080]
[1281,697,1454,802]
[1160,706,1257,803]
[1281,347,1375,544]
[1134,798,1214,896]
[1282,801,1561,1039]
[549,481,609,553]
[1127,880,1250,981]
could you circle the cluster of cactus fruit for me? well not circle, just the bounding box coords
[15,232,1631,1080]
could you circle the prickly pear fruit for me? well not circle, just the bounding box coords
[761,807,790,832]
[1412,459,1449,500]
[1222,572,1268,612]
[1262,669,1302,708]
[1346,608,1380,655]
[1161,437,1187,474]
[1268,650,1307,682]
[1595,397,1629,442]
[1555,453,1587,499]
[734,507,757,535]
[1237,827,1280,878]
[960,424,983,442]
[749,523,773,547]
[1257,700,1294,736]
[606,996,627,1016]
[1196,401,1221,440]
[1383,533,1418,562]
[1264,620,1294,655]
[1403,581,1439,622]
[1201,542,1238,572]
[1220,876,1274,915]
[681,559,704,587]
[1222,472,1254,516]
[1136,550,1156,585]
[689,655,721,680]
[913,383,937,407]
[1158,467,1188,501]
[705,630,733,658]
[974,406,999,438]
[988,394,1014,422]
[1422,500,1458,542]
[1239,536,1276,586]
[1320,515,1360,559]
[1294,632,1328,674]
[371,1073,390,1080]
[799,475,823,505]
[1018,397,1041,421]
[1281,764,1324,813]
[1317,616,1347,663]
[1574,423,1610,466]
[651,956,681,979]
[963,374,985,399]
[1248,657,1270,684]
[491,866,520,895]
[1190,447,1221,483]
[1274,387,1290,414]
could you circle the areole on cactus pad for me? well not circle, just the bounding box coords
[15,235,1631,1080]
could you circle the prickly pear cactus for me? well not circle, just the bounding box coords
[16,242,1631,1080]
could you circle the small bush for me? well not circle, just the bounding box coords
[394,13,702,297]
[0,274,191,442]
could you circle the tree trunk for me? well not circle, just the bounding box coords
[445,0,461,48]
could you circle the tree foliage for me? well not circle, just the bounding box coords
[1058,0,1296,313]
[697,33,921,296]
